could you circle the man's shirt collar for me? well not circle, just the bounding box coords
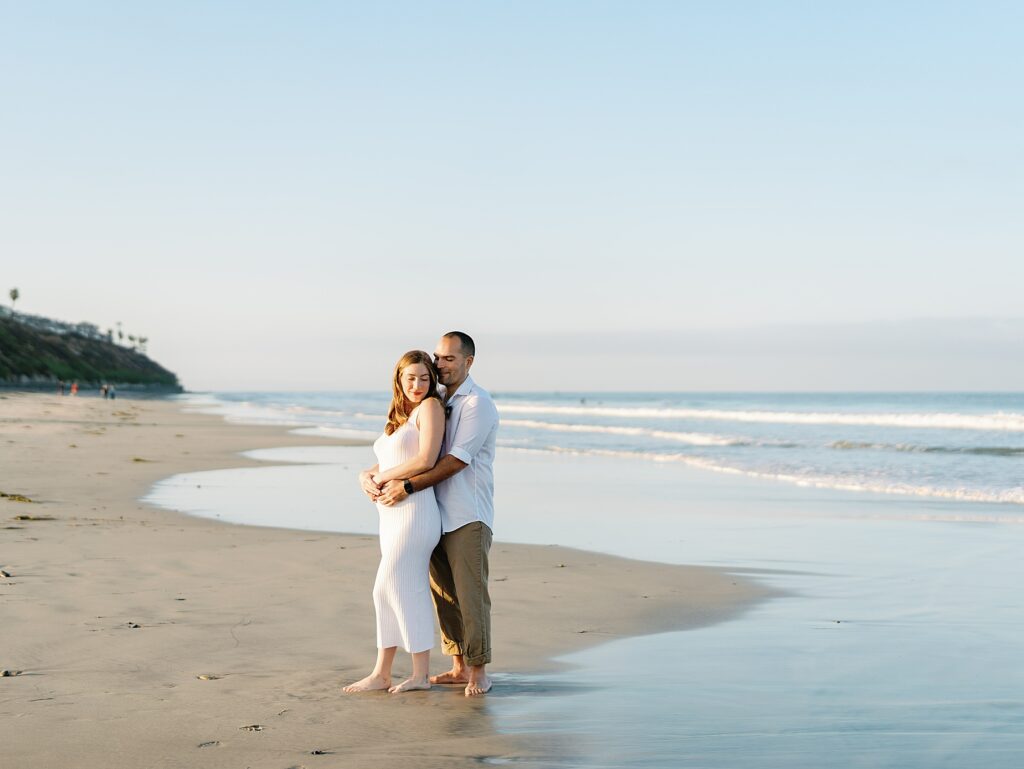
[449,374,475,400]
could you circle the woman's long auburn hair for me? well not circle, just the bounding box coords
[385,350,441,436]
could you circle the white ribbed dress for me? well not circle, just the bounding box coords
[371,408,442,653]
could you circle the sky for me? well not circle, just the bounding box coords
[2,1,1021,391]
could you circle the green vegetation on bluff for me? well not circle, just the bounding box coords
[0,313,181,389]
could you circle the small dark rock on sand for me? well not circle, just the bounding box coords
[2,669,23,677]
[2,491,38,503]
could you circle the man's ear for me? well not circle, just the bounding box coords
[465,355,475,370]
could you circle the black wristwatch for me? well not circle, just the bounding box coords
[403,479,414,495]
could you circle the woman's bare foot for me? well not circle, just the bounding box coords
[342,673,391,693]
[430,669,469,685]
[465,672,492,697]
[389,676,431,693]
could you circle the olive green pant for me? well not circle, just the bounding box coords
[429,521,492,667]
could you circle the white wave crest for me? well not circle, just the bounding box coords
[496,404,1024,432]
[292,425,379,441]
[679,459,1024,506]
[180,399,306,427]
[500,418,745,446]
[504,446,1024,506]
[831,440,1024,456]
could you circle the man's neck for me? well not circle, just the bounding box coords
[444,376,468,403]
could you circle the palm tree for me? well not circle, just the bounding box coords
[117,321,123,344]
[9,288,18,310]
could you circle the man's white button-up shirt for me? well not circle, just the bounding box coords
[436,375,499,534]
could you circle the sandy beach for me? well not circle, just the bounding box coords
[0,392,766,768]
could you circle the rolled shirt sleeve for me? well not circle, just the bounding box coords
[447,396,499,465]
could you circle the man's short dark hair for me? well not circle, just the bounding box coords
[443,331,475,357]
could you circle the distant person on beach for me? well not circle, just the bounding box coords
[70,381,78,396]
[369,331,500,697]
[100,384,108,399]
[109,385,116,400]
[345,350,445,694]
[58,380,65,396]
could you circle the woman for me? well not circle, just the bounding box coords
[344,350,444,694]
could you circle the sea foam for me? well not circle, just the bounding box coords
[506,446,1024,507]
[497,404,1024,432]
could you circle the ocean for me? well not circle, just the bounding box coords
[180,391,1024,509]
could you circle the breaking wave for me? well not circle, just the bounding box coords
[508,446,1024,506]
[497,404,1024,432]
[831,440,1024,457]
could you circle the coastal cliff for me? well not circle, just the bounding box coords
[0,311,182,390]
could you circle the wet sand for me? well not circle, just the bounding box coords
[0,392,766,768]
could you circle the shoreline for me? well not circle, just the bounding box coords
[1,392,769,768]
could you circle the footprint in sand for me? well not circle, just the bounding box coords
[239,724,264,732]
[2,669,24,677]
[196,674,222,680]
[197,740,220,748]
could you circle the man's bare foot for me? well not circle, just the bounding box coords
[343,673,391,693]
[465,673,492,697]
[430,669,469,685]
[389,676,431,694]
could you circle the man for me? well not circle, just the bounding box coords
[361,331,499,696]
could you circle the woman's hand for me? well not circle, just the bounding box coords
[359,470,381,501]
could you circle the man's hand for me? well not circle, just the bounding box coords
[377,479,409,507]
[359,470,382,501]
